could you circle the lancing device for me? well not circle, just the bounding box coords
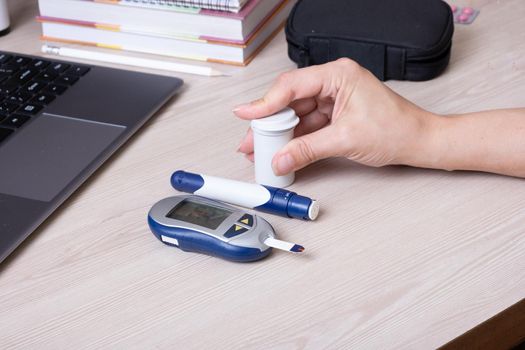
[171,170,320,221]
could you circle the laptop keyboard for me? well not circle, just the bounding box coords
[0,52,90,144]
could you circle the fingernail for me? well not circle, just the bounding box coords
[274,153,295,175]
[233,99,265,113]
[237,135,249,152]
[233,103,250,113]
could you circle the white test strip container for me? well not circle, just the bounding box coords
[0,0,9,36]
[251,108,299,188]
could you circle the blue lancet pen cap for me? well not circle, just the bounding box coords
[255,185,320,220]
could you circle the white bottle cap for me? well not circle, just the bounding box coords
[251,108,300,134]
[251,108,299,187]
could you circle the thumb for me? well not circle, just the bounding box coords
[272,126,338,175]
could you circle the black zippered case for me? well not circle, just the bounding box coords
[285,0,454,81]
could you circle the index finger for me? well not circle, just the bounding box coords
[233,64,330,120]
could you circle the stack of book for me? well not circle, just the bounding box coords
[37,0,296,66]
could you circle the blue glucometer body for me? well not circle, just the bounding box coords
[148,195,274,262]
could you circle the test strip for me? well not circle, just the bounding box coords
[264,237,304,253]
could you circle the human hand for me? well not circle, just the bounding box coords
[234,58,437,176]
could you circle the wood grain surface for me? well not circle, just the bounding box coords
[0,0,524,349]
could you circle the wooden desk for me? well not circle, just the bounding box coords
[1,0,524,348]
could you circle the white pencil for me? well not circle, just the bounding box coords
[264,236,305,253]
[41,44,227,77]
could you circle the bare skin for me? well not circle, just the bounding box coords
[234,59,525,178]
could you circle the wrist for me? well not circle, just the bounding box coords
[397,110,449,170]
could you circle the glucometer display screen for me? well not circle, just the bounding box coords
[166,200,232,230]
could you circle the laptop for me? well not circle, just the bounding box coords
[0,50,183,262]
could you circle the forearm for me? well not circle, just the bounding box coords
[408,108,525,178]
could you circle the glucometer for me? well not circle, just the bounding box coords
[148,195,304,262]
